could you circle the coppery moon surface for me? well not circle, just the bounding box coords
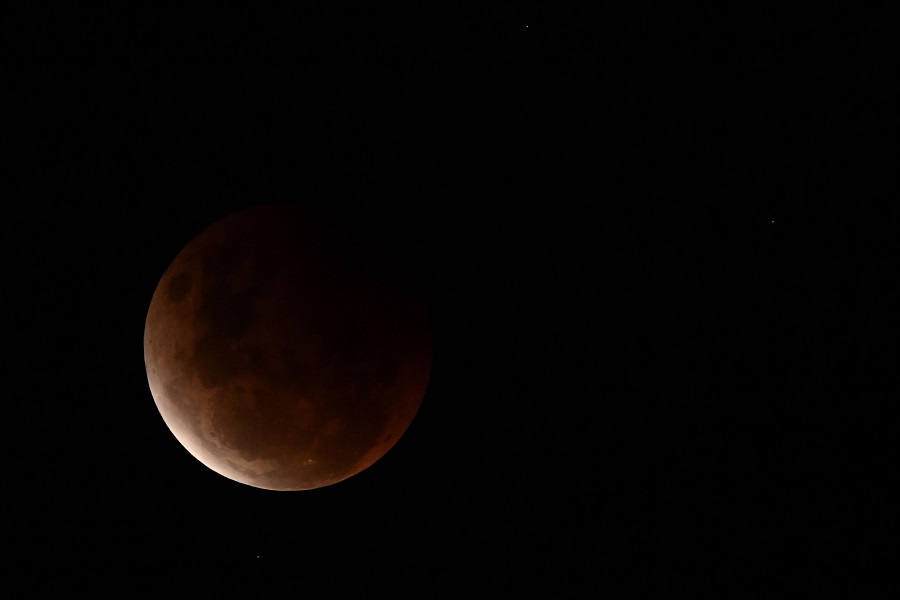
[143,205,432,490]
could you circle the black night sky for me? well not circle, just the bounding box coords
[8,7,864,594]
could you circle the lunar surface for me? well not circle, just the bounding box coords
[143,205,432,490]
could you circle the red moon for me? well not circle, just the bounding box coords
[143,205,432,490]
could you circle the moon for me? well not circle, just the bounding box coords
[143,204,432,490]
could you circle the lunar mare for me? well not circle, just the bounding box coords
[143,205,432,490]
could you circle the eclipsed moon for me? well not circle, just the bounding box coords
[143,205,432,490]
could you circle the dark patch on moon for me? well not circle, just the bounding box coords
[196,283,257,342]
[167,272,192,304]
